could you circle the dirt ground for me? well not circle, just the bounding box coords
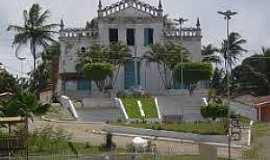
[30,119,244,159]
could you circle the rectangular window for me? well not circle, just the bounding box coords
[126,29,135,46]
[144,28,154,46]
[109,28,118,43]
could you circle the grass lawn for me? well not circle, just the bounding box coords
[141,155,229,160]
[117,121,226,135]
[242,122,270,160]
[121,97,158,119]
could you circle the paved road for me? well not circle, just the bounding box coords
[104,126,228,144]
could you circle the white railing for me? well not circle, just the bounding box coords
[164,28,201,38]
[60,29,98,39]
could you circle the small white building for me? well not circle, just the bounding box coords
[57,0,202,98]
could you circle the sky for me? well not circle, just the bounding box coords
[0,0,270,76]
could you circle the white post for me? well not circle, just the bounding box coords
[137,100,145,118]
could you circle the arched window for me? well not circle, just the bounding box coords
[81,47,86,53]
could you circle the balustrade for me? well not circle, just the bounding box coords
[60,29,99,39]
[99,0,160,17]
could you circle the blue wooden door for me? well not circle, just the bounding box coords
[125,61,136,89]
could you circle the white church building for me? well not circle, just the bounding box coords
[56,0,202,98]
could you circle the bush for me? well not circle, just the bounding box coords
[83,63,113,92]
[103,132,116,151]
[0,90,50,117]
[201,103,228,120]
[174,62,213,84]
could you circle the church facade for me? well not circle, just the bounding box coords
[57,0,202,98]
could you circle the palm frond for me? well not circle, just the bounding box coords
[7,25,26,32]
[36,9,50,25]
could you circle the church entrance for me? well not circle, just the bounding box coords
[124,60,136,89]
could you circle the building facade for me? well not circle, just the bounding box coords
[57,0,202,98]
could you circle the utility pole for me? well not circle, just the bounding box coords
[218,10,237,160]
[174,17,188,88]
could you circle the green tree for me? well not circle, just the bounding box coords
[7,3,58,71]
[0,90,50,118]
[108,42,130,86]
[83,63,113,92]
[232,64,270,96]
[202,44,221,65]
[221,32,247,69]
[29,42,60,93]
[174,62,213,84]
[230,47,270,96]
[0,69,16,93]
[144,41,189,89]
[210,68,224,90]
[78,42,130,90]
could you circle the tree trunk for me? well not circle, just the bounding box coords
[112,65,121,87]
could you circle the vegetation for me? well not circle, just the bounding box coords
[83,63,113,92]
[78,42,130,91]
[221,32,247,70]
[0,90,50,118]
[202,44,221,65]
[201,103,228,120]
[174,62,213,85]
[7,3,58,70]
[117,121,226,135]
[141,155,229,160]
[231,47,270,96]
[121,96,158,119]
[0,69,16,93]
[29,42,60,93]
[243,123,270,159]
[28,126,124,156]
[144,41,190,89]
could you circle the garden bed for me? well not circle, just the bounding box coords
[115,121,227,135]
[121,97,158,119]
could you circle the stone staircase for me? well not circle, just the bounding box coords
[157,89,208,122]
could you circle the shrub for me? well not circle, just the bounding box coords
[0,90,50,117]
[104,132,116,151]
[174,62,213,84]
[83,63,113,92]
[201,103,228,120]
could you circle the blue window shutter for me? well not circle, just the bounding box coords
[144,29,149,46]
[137,61,141,85]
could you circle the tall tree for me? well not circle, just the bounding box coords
[7,3,58,71]
[202,44,221,65]
[28,42,60,93]
[144,41,189,89]
[0,69,16,93]
[221,32,247,69]
[77,42,130,91]
[108,42,130,86]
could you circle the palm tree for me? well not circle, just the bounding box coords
[144,41,189,89]
[202,44,221,65]
[108,42,130,86]
[221,32,247,69]
[7,3,58,71]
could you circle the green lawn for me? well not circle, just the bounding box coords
[141,155,229,160]
[121,97,158,119]
[242,122,270,160]
[117,121,226,135]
